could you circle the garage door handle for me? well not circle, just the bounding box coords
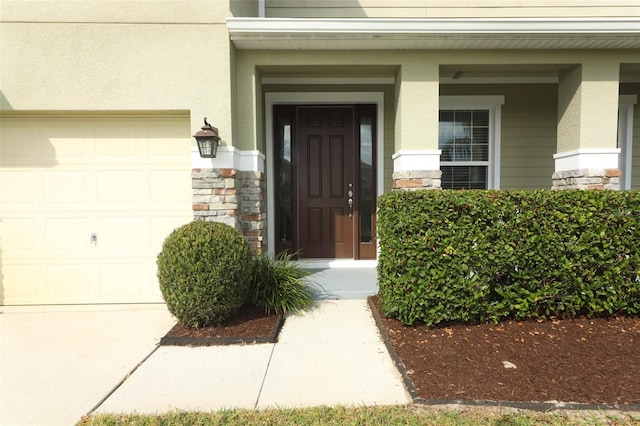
[90,233,97,244]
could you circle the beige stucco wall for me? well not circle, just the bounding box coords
[557,61,621,153]
[0,0,235,145]
[2,1,638,170]
[265,0,640,18]
[557,65,583,154]
[395,60,439,152]
[0,0,233,23]
[234,49,638,153]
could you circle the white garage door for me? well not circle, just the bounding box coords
[0,115,193,305]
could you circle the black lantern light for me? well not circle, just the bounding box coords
[194,117,220,158]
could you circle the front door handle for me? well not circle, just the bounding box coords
[347,184,354,219]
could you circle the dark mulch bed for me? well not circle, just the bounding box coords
[159,296,640,408]
[160,304,284,346]
[369,296,640,409]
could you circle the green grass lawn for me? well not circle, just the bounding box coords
[78,405,639,426]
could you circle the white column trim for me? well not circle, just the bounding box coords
[619,95,637,189]
[191,146,265,172]
[392,150,442,171]
[553,148,621,171]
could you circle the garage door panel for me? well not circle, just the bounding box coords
[150,217,188,253]
[94,124,140,158]
[0,218,39,253]
[2,264,42,301]
[98,263,146,299]
[46,265,93,300]
[97,217,144,252]
[41,121,88,163]
[147,137,189,159]
[150,262,163,300]
[149,169,192,204]
[146,120,190,158]
[0,122,53,166]
[49,136,87,159]
[1,123,32,162]
[44,218,91,251]
[96,170,143,205]
[1,115,191,305]
[0,170,41,206]
[43,170,90,205]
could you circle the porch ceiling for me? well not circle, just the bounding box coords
[227,18,640,50]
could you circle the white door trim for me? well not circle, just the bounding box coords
[265,92,385,257]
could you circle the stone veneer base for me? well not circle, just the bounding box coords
[552,168,621,190]
[392,170,442,190]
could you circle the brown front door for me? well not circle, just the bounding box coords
[297,106,354,258]
[274,104,377,259]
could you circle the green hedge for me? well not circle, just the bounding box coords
[377,190,640,326]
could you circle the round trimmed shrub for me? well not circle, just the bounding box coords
[157,220,252,328]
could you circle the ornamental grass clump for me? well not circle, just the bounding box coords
[249,251,319,315]
[157,220,253,328]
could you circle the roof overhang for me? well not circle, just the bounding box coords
[227,18,640,50]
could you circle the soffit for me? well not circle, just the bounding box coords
[227,18,640,50]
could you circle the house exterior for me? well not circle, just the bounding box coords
[1,0,639,305]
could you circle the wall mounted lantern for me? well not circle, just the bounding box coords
[194,117,220,158]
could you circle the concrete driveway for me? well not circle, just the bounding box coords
[0,304,175,426]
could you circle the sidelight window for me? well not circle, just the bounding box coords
[359,116,374,243]
[274,106,294,247]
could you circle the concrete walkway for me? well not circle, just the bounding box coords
[96,300,410,414]
[0,305,175,426]
[1,300,410,425]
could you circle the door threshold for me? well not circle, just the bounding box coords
[295,259,377,269]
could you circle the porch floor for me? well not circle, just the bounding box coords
[299,260,378,300]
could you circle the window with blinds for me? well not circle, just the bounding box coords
[439,109,490,189]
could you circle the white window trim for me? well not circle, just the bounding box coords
[265,92,385,257]
[439,96,505,189]
[619,95,637,190]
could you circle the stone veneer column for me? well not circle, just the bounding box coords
[552,168,621,190]
[191,168,266,255]
[391,61,441,191]
[238,171,267,255]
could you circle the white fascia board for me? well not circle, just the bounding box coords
[227,17,640,36]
